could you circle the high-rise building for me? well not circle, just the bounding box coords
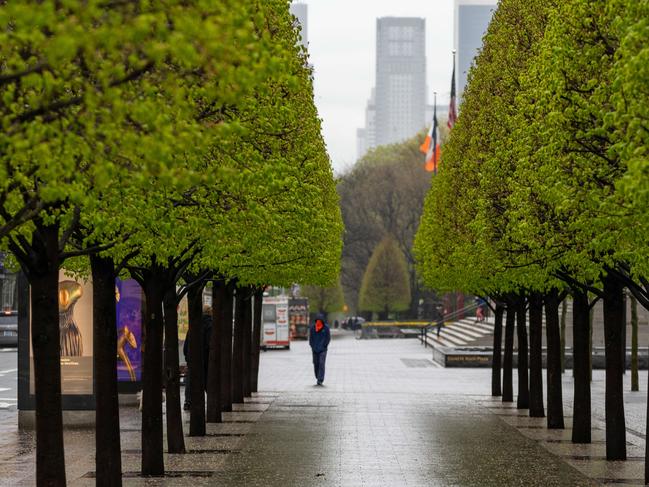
[454,0,496,101]
[289,2,308,49]
[357,18,427,159]
[357,89,376,159]
[374,17,427,148]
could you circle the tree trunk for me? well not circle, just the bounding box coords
[232,287,247,404]
[91,255,122,487]
[602,274,626,461]
[560,299,567,373]
[589,305,594,381]
[645,359,649,484]
[141,278,165,476]
[207,282,224,423]
[28,225,67,486]
[242,288,253,397]
[631,295,638,392]
[187,284,206,435]
[491,304,503,397]
[622,291,627,376]
[250,289,264,393]
[528,293,544,417]
[545,290,564,429]
[502,304,515,403]
[572,289,591,444]
[220,283,235,413]
[516,296,529,410]
[163,289,186,453]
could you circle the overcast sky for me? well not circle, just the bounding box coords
[299,0,455,173]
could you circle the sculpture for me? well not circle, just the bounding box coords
[58,280,84,356]
[117,325,138,381]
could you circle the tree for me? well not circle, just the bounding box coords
[359,236,411,319]
[1,0,283,482]
[337,134,436,317]
[301,281,344,315]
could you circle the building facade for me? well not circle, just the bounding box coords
[289,2,308,48]
[357,89,376,159]
[454,0,496,101]
[374,17,427,148]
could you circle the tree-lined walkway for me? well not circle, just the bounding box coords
[208,335,597,487]
[4,333,649,484]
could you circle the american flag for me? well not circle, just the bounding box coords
[448,60,457,130]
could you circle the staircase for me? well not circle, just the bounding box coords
[421,317,495,348]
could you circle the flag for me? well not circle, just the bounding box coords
[448,59,457,130]
[420,104,440,174]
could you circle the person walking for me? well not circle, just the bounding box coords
[309,314,331,386]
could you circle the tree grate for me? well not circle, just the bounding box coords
[596,479,646,485]
[120,449,238,455]
[83,471,217,478]
[206,433,245,437]
[276,404,338,408]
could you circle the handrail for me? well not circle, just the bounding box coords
[420,301,485,348]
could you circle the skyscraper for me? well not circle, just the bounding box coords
[357,89,376,160]
[374,17,427,148]
[289,2,308,49]
[454,0,496,101]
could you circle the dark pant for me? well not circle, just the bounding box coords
[184,365,208,405]
[312,351,327,383]
[184,371,190,405]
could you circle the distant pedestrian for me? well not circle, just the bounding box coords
[475,297,487,323]
[309,314,331,386]
[184,305,212,410]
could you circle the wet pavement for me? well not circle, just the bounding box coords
[0,348,18,411]
[1,333,648,485]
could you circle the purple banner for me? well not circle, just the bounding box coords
[116,278,143,382]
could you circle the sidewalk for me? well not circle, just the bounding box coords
[0,332,647,485]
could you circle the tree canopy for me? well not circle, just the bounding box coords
[359,236,411,317]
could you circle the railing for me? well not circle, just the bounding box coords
[420,302,483,348]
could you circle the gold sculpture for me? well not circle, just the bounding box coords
[117,326,138,381]
[58,280,84,356]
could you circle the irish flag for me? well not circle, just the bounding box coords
[420,104,440,173]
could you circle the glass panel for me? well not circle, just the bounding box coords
[116,279,143,382]
[29,271,94,395]
[1,273,16,313]
[262,304,277,323]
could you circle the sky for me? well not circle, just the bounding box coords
[298,0,455,173]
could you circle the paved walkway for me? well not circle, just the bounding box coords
[0,333,648,485]
[209,334,596,486]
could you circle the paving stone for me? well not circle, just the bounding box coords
[0,333,646,485]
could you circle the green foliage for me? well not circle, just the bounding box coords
[359,236,411,315]
[415,0,649,301]
[0,0,343,288]
[301,281,345,314]
[338,133,433,315]
[415,0,558,297]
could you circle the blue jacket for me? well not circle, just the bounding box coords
[309,320,331,354]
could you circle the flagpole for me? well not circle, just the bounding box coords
[452,49,456,95]
[433,92,438,173]
[448,50,458,130]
